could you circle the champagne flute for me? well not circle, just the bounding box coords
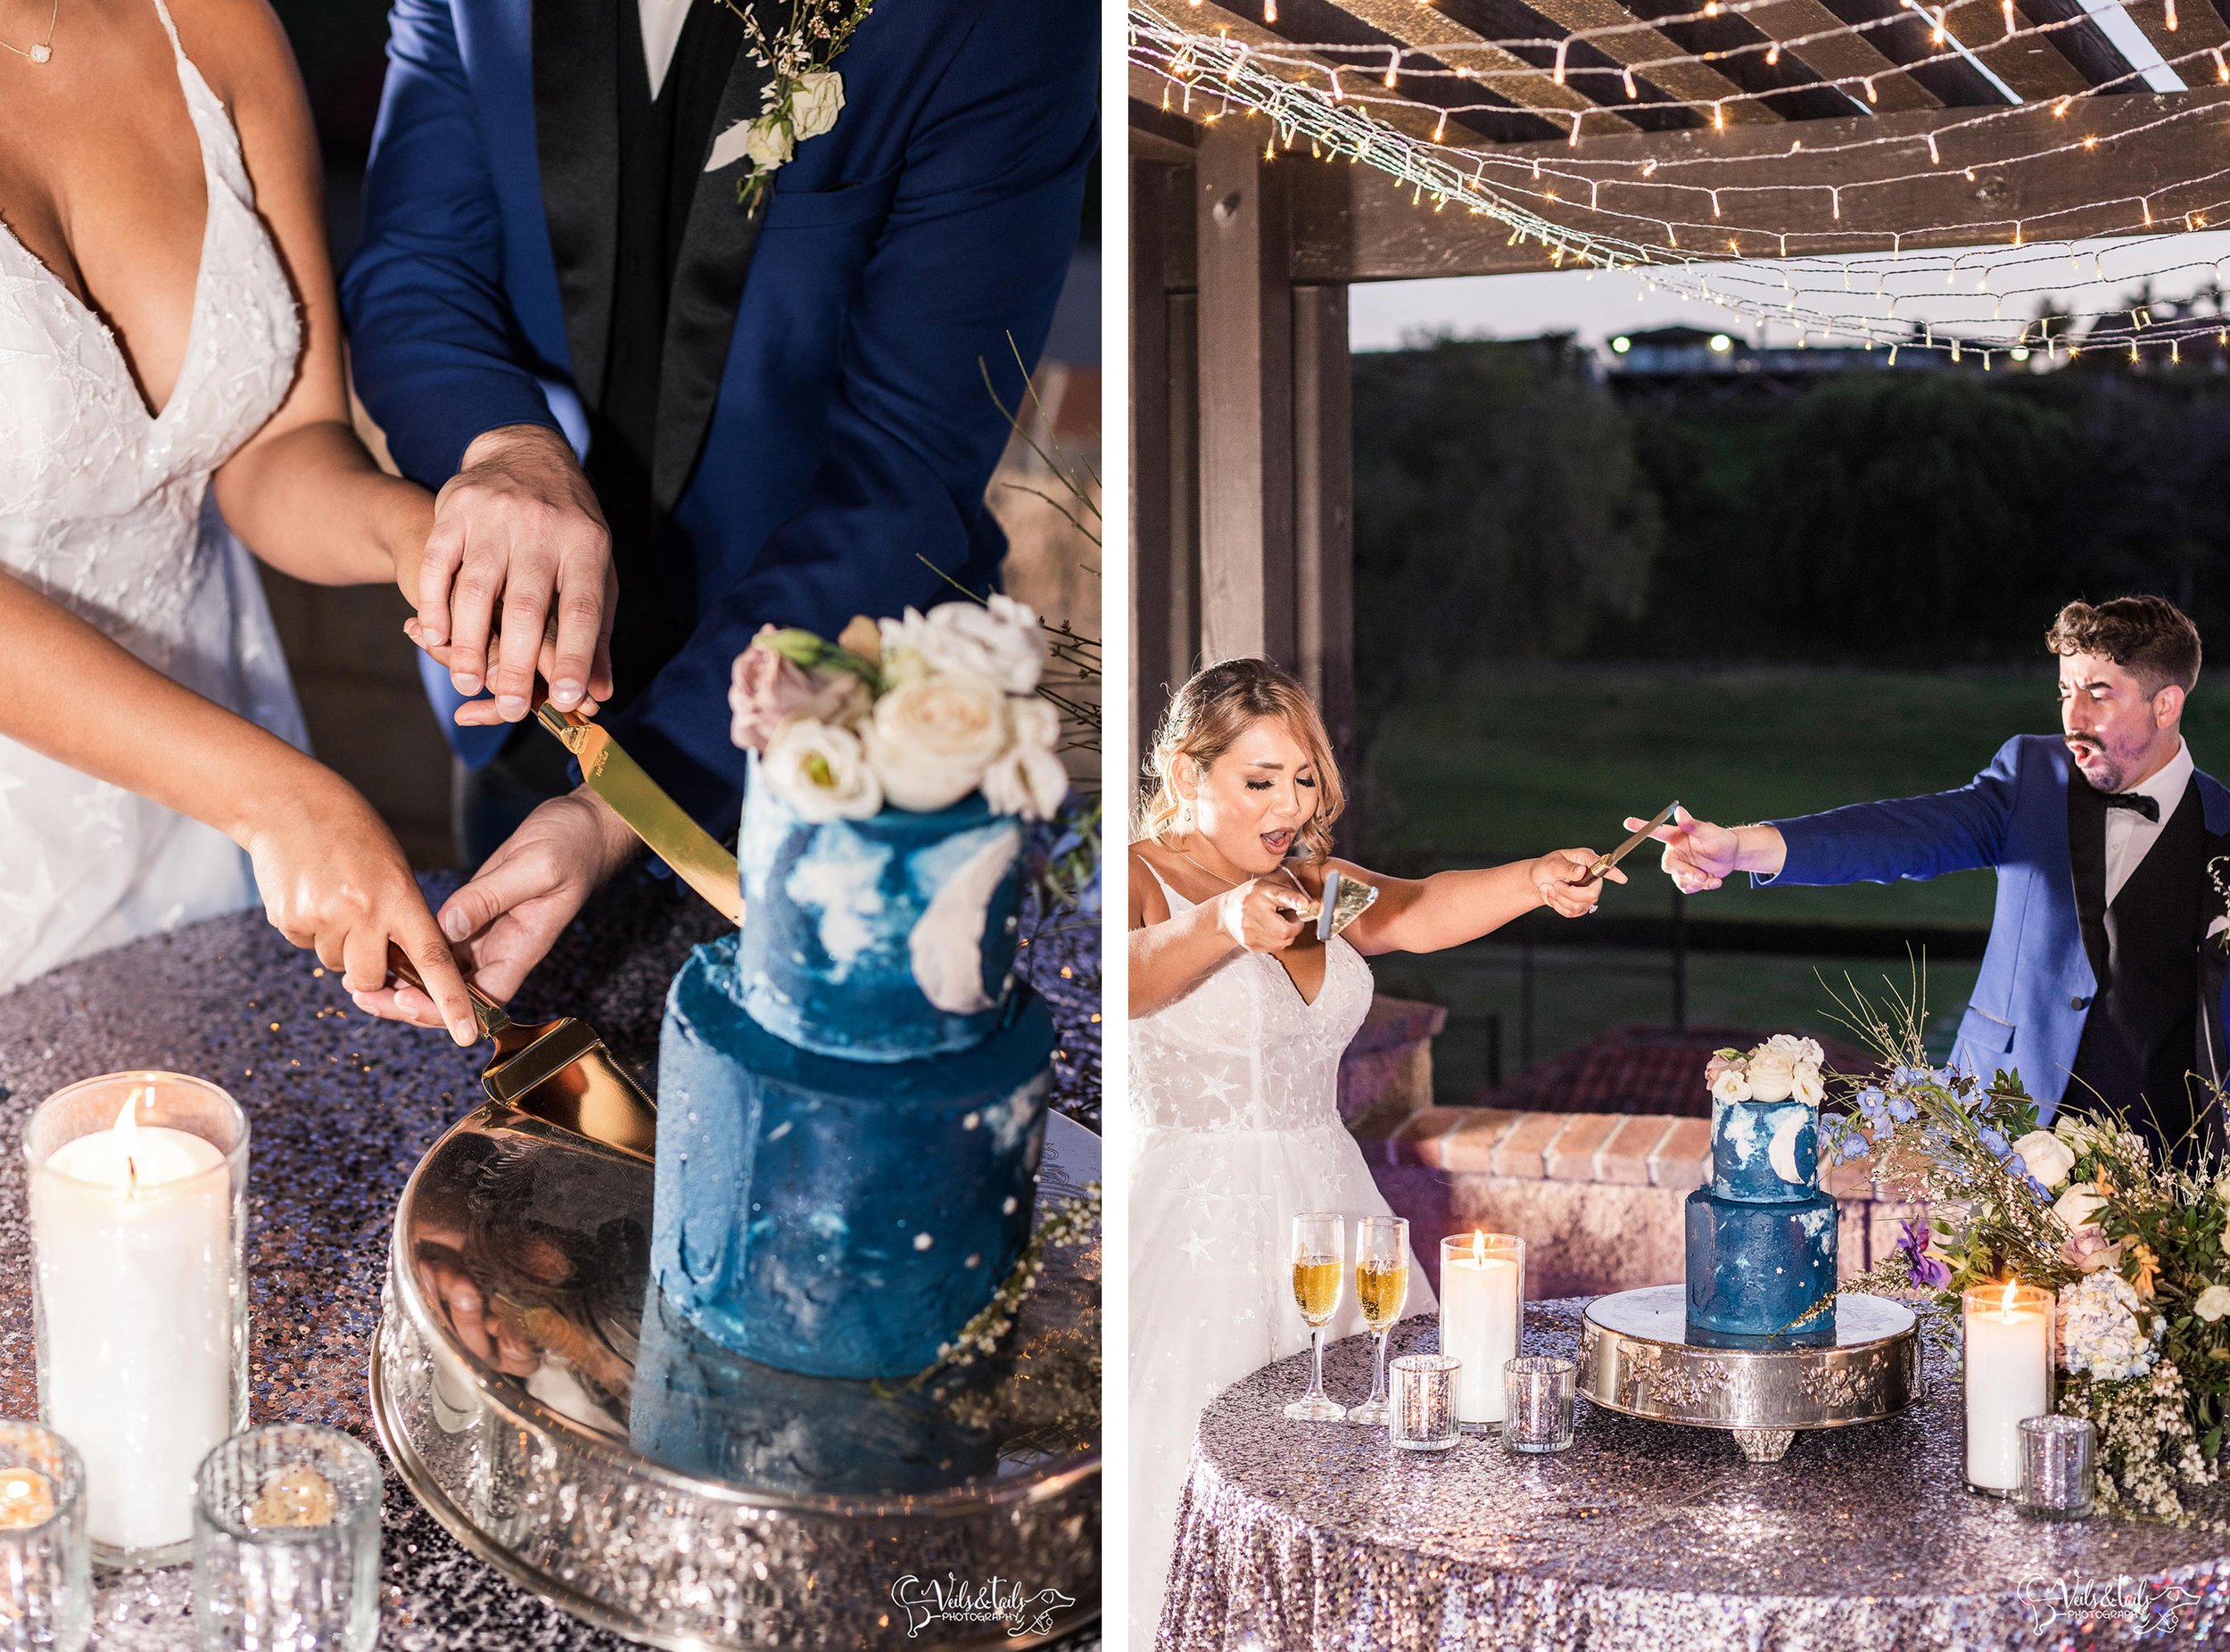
[1349,1215,1410,1426]
[1285,1212,1347,1421]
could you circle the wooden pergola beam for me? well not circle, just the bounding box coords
[1283,86,2230,277]
[1521,0,1788,122]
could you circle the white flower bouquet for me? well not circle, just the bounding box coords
[1706,1032,1827,1107]
[726,596,1070,826]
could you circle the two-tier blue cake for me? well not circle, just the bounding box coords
[1684,1042,1838,1345]
[654,762,1054,1381]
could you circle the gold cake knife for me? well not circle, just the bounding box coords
[535,704,744,924]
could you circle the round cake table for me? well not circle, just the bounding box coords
[0,870,1102,1650]
[1160,1301,2230,1650]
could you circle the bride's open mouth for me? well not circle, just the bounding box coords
[1260,829,1295,856]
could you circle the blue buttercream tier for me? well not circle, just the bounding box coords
[1710,1097,1820,1203]
[655,936,1053,1380]
[736,754,1028,1063]
[1684,1186,1838,1339]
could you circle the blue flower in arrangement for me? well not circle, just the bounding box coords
[2024,1174,2055,1202]
[1856,1086,1890,1129]
[1978,1125,2011,1161]
[1891,1064,1925,1086]
[1886,1092,1920,1125]
[1839,1134,1871,1161]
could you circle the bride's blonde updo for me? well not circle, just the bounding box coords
[1134,658,1345,863]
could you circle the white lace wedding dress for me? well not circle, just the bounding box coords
[1127,863,1437,1648]
[0,0,307,995]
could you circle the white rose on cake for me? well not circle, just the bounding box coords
[982,744,1068,822]
[1790,1063,1825,1107]
[863,675,1012,811]
[1746,1045,1797,1103]
[880,597,1044,695]
[1710,1064,1753,1103]
[764,720,880,822]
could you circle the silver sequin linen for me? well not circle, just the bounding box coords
[1160,1301,2230,1649]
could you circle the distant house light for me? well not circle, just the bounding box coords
[1708,334,1733,352]
[1611,335,1631,354]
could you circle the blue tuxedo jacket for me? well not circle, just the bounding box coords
[343,0,1096,827]
[1761,734,2230,1121]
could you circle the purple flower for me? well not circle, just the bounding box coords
[1896,1218,1952,1290]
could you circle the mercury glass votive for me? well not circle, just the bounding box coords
[0,1423,90,1651]
[1388,1354,1461,1451]
[192,1425,380,1652]
[1503,1356,1577,1453]
[2016,1415,2095,1519]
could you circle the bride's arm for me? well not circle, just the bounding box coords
[1127,852,1308,1018]
[1332,852,1625,956]
[0,569,480,1045]
[186,0,613,717]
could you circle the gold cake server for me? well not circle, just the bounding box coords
[388,945,658,1163]
[535,704,744,925]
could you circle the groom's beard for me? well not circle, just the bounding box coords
[2066,734,2132,794]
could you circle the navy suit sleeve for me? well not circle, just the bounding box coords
[606,0,1098,829]
[1759,735,2026,888]
[343,0,564,486]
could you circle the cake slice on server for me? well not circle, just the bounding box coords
[1685,1035,1839,1346]
[654,600,1075,1382]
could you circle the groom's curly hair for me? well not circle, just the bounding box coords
[1135,658,1345,863]
[2046,597,2201,698]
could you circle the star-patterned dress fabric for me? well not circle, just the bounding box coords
[0,0,307,995]
[1127,863,1437,1648]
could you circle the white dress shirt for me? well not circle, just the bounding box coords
[639,0,693,98]
[2103,737,2195,904]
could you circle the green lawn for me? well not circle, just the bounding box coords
[1360,660,2230,1095]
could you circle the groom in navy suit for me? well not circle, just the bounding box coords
[341,0,1095,1013]
[1643,597,2230,1161]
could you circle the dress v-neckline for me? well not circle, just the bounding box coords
[1144,852,1339,1011]
[0,39,218,426]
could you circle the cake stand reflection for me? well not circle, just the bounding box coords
[369,1108,1100,1649]
[1578,1284,1920,1463]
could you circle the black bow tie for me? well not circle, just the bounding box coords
[2104,791,2160,823]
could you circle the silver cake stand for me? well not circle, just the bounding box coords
[1578,1284,1920,1464]
[369,1108,1101,1650]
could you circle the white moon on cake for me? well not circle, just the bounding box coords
[1767,1111,1806,1182]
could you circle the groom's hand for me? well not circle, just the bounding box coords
[353,788,640,1026]
[411,425,616,725]
[1624,806,1782,893]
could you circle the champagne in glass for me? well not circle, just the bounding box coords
[1284,1213,1347,1421]
[1349,1216,1410,1425]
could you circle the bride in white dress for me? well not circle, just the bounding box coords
[1127,658,1626,1648]
[0,0,607,1027]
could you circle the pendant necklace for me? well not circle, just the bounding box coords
[0,0,57,63]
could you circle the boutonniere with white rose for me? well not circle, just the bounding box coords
[706,0,875,211]
[729,597,1072,825]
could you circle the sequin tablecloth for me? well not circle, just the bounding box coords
[0,869,1103,1650]
[1160,1302,2230,1651]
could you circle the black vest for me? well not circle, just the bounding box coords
[2067,775,2211,1157]
[591,0,743,718]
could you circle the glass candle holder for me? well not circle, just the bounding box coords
[1962,1281,2055,1497]
[2017,1415,2095,1520]
[0,1422,91,1651]
[193,1425,381,1652]
[1503,1356,1577,1453]
[1440,1233,1524,1430]
[27,1073,249,1566]
[1387,1354,1460,1452]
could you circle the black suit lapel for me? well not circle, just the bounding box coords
[2068,772,2110,992]
[534,0,621,409]
[652,46,779,511]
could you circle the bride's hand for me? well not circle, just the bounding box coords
[1218,877,1309,954]
[407,425,616,724]
[239,769,479,1046]
[1531,849,1626,918]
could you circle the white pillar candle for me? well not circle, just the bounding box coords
[1962,1281,2053,1494]
[29,1077,244,1558]
[1440,1233,1524,1426]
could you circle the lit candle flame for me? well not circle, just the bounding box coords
[1473,1230,1484,1265]
[2000,1277,2018,1316]
[112,1087,145,1190]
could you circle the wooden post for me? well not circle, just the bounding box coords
[1194,124,1295,667]
[1293,283,1355,778]
[1131,160,1175,793]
